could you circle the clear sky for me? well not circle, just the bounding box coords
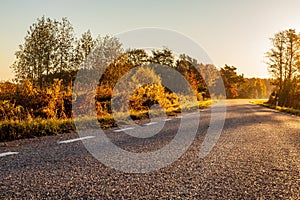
[1,0,300,80]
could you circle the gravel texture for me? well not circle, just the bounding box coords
[0,99,299,199]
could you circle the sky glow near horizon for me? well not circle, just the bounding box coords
[1,0,300,80]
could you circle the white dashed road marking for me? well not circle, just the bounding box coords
[0,152,19,157]
[113,127,135,133]
[58,136,96,144]
[144,122,159,126]
[163,119,172,122]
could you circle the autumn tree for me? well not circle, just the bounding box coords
[151,48,174,67]
[73,30,96,69]
[266,29,300,107]
[11,17,78,88]
[266,31,286,94]
[237,78,270,99]
[175,54,206,99]
[11,16,59,88]
[55,18,75,74]
[284,29,300,81]
[220,65,244,98]
[127,49,149,67]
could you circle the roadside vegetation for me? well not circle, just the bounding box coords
[0,16,275,141]
[266,29,300,110]
[251,99,300,116]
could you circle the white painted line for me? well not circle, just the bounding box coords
[144,122,159,126]
[0,152,19,157]
[163,119,172,122]
[113,127,135,133]
[176,116,182,119]
[58,136,95,144]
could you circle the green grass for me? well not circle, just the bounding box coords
[250,99,300,116]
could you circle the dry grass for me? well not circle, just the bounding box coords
[250,99,300,116]
[0,99,214,142]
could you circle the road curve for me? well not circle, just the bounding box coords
[0,99,299,199]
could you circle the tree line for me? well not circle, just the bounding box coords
[0,16,275,122]
[266,29,300,109]
[11,16,104,88]
[219,65,273,99]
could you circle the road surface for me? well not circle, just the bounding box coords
[0,99,299,199]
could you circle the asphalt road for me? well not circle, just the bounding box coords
[0,99,299,199]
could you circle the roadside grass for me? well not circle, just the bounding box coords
[199,100,214,109]
[0,100,213,142]
[77,100,213,129]
[250,99,300,116]
[0,119,75,142]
